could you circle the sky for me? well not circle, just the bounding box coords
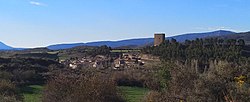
[0,0,249,48]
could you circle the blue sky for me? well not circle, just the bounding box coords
[0,0,249,48]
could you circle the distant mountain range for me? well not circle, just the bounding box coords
[47,30,235,50]
[170,30,235,42]
[1,30,248,50]
[47,38,154,50]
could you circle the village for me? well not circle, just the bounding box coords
[59,51,160,70]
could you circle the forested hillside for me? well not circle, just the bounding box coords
[143,38,249,62]
[216,31,250,45]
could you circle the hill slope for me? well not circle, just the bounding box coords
[47,39,155,50]
[216,31,250,45]
[0,42,13,50]
[171,30,234,42]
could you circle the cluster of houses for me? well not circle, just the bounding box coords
[113,53,145,69]
[59,53,145,70]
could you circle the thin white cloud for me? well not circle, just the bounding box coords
[194,26,229,31]
[29,1,47,6]
[193,26,244,32]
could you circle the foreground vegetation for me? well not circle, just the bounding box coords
[142,38,250,101]
[0,38,250,102]
[20,85,149,102]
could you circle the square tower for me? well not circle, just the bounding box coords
[154,33,165,46]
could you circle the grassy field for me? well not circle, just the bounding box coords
[21,85,44,102]
[21,85,148,102]
[111,49,141,53]
[119,86,149,102]
[47,51,59,54]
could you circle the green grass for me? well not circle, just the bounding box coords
[58,56,68,61]
[111,49,141,53]
[47,51,59,54]
[21,85,44,102]
[119,86,149,102]
[21,85,148,102]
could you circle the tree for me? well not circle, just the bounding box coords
[0,80,23,102]
[185,40,191,45]
[170,38,177,44]
[237,39,245,46]
[218,39,224,45]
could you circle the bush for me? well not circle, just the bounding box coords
[0,71,12,80]
[145,61,250,102]
[113,72,144,87]
[0,95,21,102]
[0,80,23,102]
[111,68,162,90]
[42,70,125,102]
[0,57,63,85]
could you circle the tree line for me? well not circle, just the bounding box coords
[143,38,249,64]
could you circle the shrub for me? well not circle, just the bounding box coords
[145,61,250,102]
[112,72,144,87]
[0,57,63,85]
[0,71,12,80]
[0,80,23,102]
[42,70,125,102]
[111,68,162,90]
[0,95,21,102]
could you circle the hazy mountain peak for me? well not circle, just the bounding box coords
[0,42,13,50]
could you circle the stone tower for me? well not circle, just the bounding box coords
[154,33,165,46]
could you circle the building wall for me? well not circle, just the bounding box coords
[154,33,165,46]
